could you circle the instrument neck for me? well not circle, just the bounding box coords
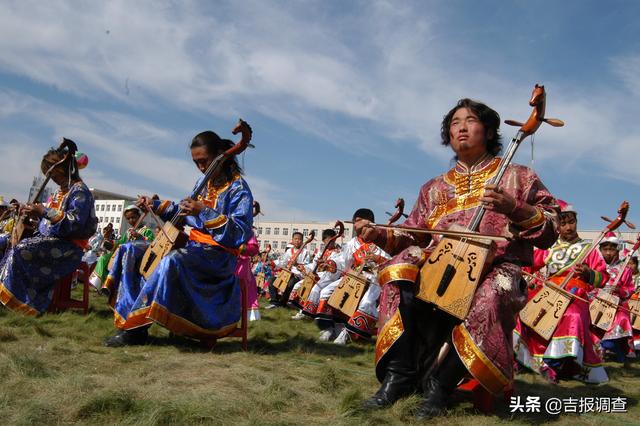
[467,132,523,231]
[170,152,227,226]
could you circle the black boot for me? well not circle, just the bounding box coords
[415,349,467,419]
[104,327,149,347]
[362,369,416,409]
[363,332,417,409]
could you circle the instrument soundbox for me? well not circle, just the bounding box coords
[417,84,564,320]
[328,264,369,317]
[255,272,266,289]
[139,119,252,279]
[589,291,620,331]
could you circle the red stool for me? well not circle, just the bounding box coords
[456,377,514,414]
[49,262,91,314]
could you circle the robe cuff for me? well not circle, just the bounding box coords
[45,207,65,224]
[511,206,545,230]
[203,214,228,229]
[589,270,605,288]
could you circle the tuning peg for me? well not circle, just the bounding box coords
[601,216,613,223]
[544,118,565,127]
[625,220,636,230]
[504,119,524,127]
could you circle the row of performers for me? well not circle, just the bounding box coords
[1,95,639,419]
[256,204,640,377]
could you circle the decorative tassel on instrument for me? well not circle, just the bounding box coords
[416,84,564,320]
[139,119,253,279]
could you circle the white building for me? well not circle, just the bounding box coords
[90,188,138,236]
[253,219,355,255]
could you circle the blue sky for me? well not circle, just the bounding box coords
[1,0,639,229]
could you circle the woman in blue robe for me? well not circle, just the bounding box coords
[104,130,253,346]
[0,144,98,314]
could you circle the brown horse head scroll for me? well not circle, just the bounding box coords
[504,84,564,138]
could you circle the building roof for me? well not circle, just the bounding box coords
[89,188,136,201]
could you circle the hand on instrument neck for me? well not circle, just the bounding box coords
[179,198,205,216]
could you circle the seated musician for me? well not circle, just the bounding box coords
[596,234,634,364]
[266,232,310,309]
[306,208,390,343]
[0,146,98,314]
[253,250,274,295]
[103,130,253,347]
[88,206,154,290]
[289,228,342,319]
[514,201,609,384]
[359,99,558,419]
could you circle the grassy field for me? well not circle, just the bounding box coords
[1,293,639,425]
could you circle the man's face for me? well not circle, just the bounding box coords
[191,146,213,174]
[559,213,578,242]
[600,243,619,264]
[292,234,303,248]
[630,259,639,274]
[449,108,488,159]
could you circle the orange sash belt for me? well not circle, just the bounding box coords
[189,229,240,256]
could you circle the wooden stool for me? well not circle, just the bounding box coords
[456,377,514,414]
[49,262,91,314]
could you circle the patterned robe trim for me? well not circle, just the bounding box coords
[452,324,510,396]
[156,200,171,215]
[542,239,591,278]
[315,299,334,319]
[302,300,319,317]
[427,157,501,229]
[346,309,377,338]
[114,301,240,339]
[0,282,39,316]
[375,309,404,365]
[204,214,228,229]
[513,208,545,230]
[378,263,421,286]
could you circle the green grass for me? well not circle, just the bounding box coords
[0,291,639,425]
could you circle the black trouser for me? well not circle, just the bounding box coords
[379,284,463,391]
[268,275,296,306]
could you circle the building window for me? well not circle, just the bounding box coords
[109,217,114,223]
[117,205,122,212]
[292,228,298,235]
[116,217,120,223]
[310,243,317,251]
[303,228,309,237]
[106,205,111,212]
[257,227,262,235]
[100,205,105,211]
[265,227,271,235]
[282,228,288,236]
[281,241,286,249]
[274,227,279,235]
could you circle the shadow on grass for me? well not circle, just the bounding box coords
[139,332,366,358]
